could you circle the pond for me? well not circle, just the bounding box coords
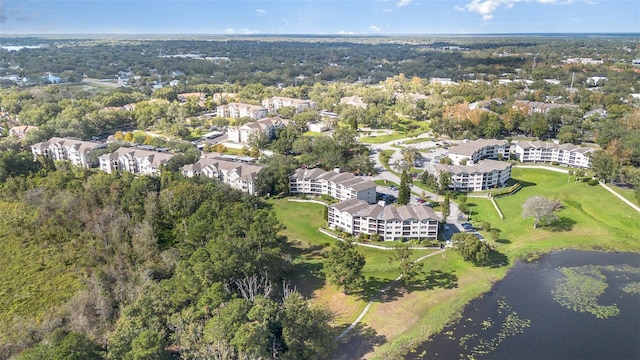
[408,250,640,359]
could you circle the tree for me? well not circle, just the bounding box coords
[398,169,411,205]
[589,150,620,183]
[281,292,335,359]
[389,244,423,288]
[522,196,562,229]
[441,195,450,223]
[436,170,452,195]
[401,146,418,166]
[324,240,366,294]
[125,330,170,360]
[53,332,104,360]
[452,232,491,265]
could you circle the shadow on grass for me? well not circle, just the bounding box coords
[423,270,459,290]
[544,216,576,232]
[289,261,326,298]
[486,249,510,268]
[357,276,405,302]
[518,180,537,188]
[495,238,511,244]
[332,323,387,360]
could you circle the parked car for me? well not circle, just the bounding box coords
[474,232,485,241]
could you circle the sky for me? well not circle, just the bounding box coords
[0,0,638,35]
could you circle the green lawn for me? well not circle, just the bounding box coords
[359,132,407,144]
[609,184,638,205]
[467,168,640,259]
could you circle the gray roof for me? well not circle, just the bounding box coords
[332,199,438,221]
[515,141,595,154]
[434,159,512,175]
[290,168,375,191]
[448,139,509,157]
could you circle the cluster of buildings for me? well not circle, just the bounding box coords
[288,167,439,241]
[215,96,317,120]
[512,100,578,114]
[436,139,513,191]
[262,96,317,114]
[31,137,264,195]
[181,153,263,195]
[227,116,289,144]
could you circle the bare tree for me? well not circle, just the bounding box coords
[231,274,272,302]
[522,196,562,228]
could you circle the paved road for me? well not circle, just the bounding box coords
[362,134,463,228]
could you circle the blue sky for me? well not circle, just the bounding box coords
[0,0,638,35]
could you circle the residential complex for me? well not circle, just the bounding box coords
[227,116,289,144]
[31,137,106,168]
[216,102,267,120]
[261,96,317,114]
[514,141,594,168]
[447,139,511,165]
[434,159,513,192]
[328,198,439,241]
[289,168,377,204]
[512,100,579,114]
[99,147,175,176]
[181,154,263,195]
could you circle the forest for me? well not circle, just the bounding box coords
[0,162,335,359]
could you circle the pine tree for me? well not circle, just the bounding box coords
[398,169,411,205]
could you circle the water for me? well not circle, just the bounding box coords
[408,250,640,360]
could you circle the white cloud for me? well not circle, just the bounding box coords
[455,0,591,20]
[370,25,381,33]
[256,9,267,16]
[337,30,355,35]
[397,0,413,7]
[224,28,235,34]
[383,8,393,12]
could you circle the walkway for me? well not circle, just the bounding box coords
[335,249,445,340]
[599,182,640,213]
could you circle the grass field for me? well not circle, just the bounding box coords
[609,184,638,205]
[0,202,82,345]
[269,167,640,359]
[359,132,406,144]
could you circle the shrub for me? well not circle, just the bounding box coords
[588,179,599,186]
[552,161,559,166]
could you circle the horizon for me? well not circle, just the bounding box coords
[1,0,638,35]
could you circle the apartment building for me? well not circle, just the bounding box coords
[31,137,106,168]
[328,198,439,241]
[514,141,594,168]
[447,139,511,165]
[227,116,289,144]
[434,159,512,192]
[98,147,175,176]
[181,154,263,195]
[261,96,317,114]
[512,100,578,114]
[339,96,367,109]
[216,102,267,120]
[289,168,377,204]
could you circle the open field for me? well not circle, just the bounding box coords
[270,167,640,359]
[359,132,406,144]
[0,202,82,345]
